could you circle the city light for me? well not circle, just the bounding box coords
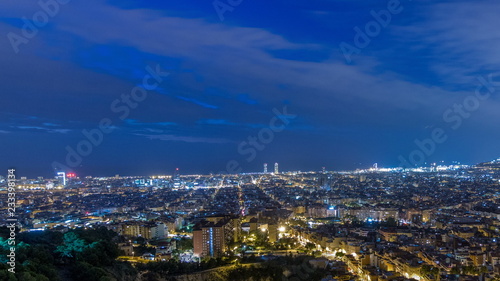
[5,1,498,280]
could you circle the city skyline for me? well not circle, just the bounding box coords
[5,157,500,179]
[5,149,500,280]
[4,2,500,280]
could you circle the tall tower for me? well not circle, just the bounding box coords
[56,172,66,186]
[274,163,279,174]
[173,168,181,188]
[263,163,268,173]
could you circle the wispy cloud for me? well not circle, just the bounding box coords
[0,114,71,134]
[14,126,71,134]
[125,119,177,127]
[196,119,269,129]
[197,119,239,126]
[393,1,500,85]
[135,133,231,144]
[42,122,60,127]
[175,96,218,109]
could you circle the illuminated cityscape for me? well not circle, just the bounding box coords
[1,0,500,280]
[2,160,500,280]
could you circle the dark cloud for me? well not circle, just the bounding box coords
[0,0,499,177]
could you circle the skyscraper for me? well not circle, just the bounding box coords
[173,168,180,188]
[56,172,66,186]
[274,162,279,174]
[263,163,268,173]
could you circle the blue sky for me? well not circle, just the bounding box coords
[1,0,500,177]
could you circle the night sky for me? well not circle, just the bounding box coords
[1,0,500,177]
